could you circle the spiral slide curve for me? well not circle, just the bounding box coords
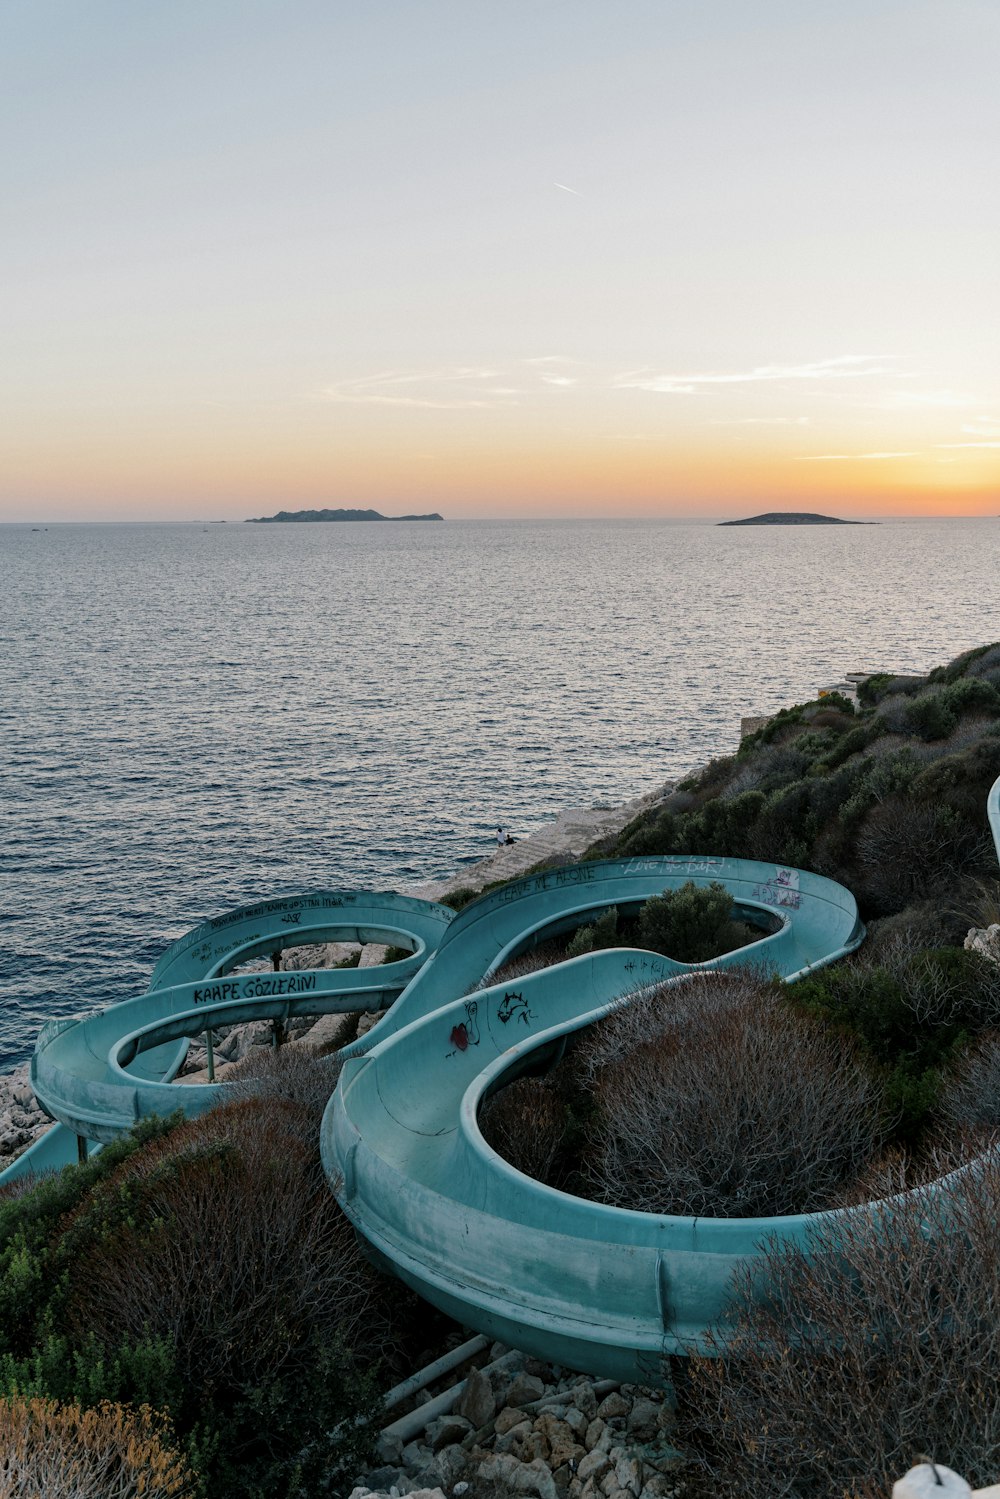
[5,774,997,1380]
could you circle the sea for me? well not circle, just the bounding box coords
[2,516,999,1071]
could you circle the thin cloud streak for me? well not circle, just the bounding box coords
[797,451,918,461]
[615,355,900,396]
[321,367,515,409]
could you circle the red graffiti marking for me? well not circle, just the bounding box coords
[450,1023,469,1052]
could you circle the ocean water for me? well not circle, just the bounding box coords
[2,516,999,1070]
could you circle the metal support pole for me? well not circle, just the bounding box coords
[76,1133,87,1165]
[206,1029,215,1081]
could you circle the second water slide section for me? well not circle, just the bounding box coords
[12,891,453,1173]
[323,854,866,1382]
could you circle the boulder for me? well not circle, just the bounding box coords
[478,1453,558,1499]
[626,1399,662,1443]
[507,1372,546,1408]
[456,1366,495,1428]
[596,1392,629,1422]
[965,924,1000,961]
[425,1413,472,1452]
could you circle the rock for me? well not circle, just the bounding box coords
[478,1454,558,1499]
[432,1443,468,1490]
[614,1452,644,1497]
[357,1010,387,1037]
[401,1441,429,1471]
[495,1421,532,1455]
[564,1407,588,1439]
[489,1350,529,1407]
[515,1430,549,1464]
[375,1431,404,1466]
[507,1373,546,1408]
[534,1415,584,1470]
[966,924,1000,961]
[639,1476,676,1498]
[577,1452,612,1484]
[626,1400,662,1443]
[553,1463,574,1497]
[456,1367,495,1428]
[596,1393,629,1422]
[13,1085,35,1110]
[496,1407,531,1436]
[215,1019,271,1061]
[425,1414,472,1451]
[584,1419,606,1452]
[353,1467,408,1492]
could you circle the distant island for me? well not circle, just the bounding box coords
[719,512,872,526]
[246,508,443,524]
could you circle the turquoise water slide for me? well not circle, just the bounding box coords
[3,892,452,1168]
[4,771,999,1379]
[323,856,865,1381]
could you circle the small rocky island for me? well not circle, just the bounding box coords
[719,511,871,526]
[246,507,443,523]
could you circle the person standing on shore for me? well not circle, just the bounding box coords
[496,825,506,848]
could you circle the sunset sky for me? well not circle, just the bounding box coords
[3,1,998,521]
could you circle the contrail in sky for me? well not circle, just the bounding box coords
[554,182,582,195]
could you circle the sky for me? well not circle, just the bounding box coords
[2,0,998,522]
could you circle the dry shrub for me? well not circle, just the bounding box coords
[579,971,884,1218]
[864,936,1000,1031]
[60,1098,384,1394]
[225,1042,343,1140]
[856,797,991,912]
[680,1151,1000,1497]
[485,943,565,988]
[478,1076,567,1184]
[939,1030,1000,1135]
[0,1395,193,1497]
[861,901,967,960]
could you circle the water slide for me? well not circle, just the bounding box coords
[2,848,867,1379]
[5,771,998,1379]
[3,892,453,1170]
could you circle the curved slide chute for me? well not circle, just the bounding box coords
[2,892,452,1168]
[6,782,998,1381]
[324,855,865,1380]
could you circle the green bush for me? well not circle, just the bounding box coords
[566,906,619,959]
[789,945,1000,1145]
[637,881,743,964]
[904,691,957,741]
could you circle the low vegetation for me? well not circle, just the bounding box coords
[679,1150,1000,1498]
[0,1051,442,1499]
[6,643,1000,1497]
[0,1394,194,1498]
[482,642,1000,1496]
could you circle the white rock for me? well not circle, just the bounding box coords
[965,925,1000,962]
